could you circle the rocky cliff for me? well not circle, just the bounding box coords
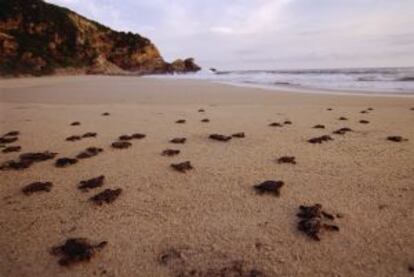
[0,0,200,76]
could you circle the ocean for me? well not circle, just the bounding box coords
[152,67,414,95]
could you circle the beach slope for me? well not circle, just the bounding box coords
[0,76,413,276]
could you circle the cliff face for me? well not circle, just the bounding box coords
[0,0,200,76]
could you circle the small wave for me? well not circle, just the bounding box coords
[357,77,378,82]
[396,76,414,82]
[274,82,292,85]
[214,67,413,76]
[158,67,414,94]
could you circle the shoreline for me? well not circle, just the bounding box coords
[213,80,414,98]
[1,75,414,102]
[146,75,414,98]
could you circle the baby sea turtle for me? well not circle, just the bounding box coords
[51,238,107,266]
[254,180,284,196]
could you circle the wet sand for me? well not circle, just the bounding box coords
[0,76,413,276]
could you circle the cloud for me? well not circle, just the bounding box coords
[45,0,414,69]
[210,27,235,34]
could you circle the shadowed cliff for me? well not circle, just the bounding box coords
[0,0,200,76]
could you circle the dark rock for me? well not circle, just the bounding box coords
[55,158,78,167]
[51,238,107,266]
[89,188,122,205]
[360,110,368,114]
[111,141,132,149]
[171,161,193,173]
[170,138,186,144]
[359,120,369,124]
[198,109,205,113]
[66,135,82,141]
[327,108,333,111]
[209,134,232,142]
[269,122,282,127]
[333,127,353,135]
[2,146,21,153]
[82,132,97,138]
[22,182,52,195]
[277,156,296,164]
[78,175,105,191]
[232,132,245,138]
[308,135,333,144]
[313,124,325,129]
[297,204,339,241]
[0,136,18,144]
[338,117,348,121]
[102,112,110,116]
[168,58,201,73]
[284,120,292,125]
[70,122,81,126]
[367,107,374,111]
[76,147,103,158]
[162,149,180,156]
[176,119,186,124]
[201,118,210,123]
[254,180,284,196]
[387,136,408,142]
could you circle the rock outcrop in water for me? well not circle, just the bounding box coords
[168,58,201,73]
[0,0,201,76]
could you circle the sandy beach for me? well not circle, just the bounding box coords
[0,76,413,277]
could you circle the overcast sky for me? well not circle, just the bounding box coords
[46,0,414,70]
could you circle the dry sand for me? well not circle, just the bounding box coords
[0,76,413,277]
